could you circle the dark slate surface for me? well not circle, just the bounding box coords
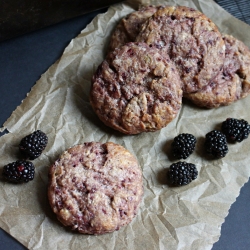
[215,0,250,24]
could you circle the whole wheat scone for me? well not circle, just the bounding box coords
[184,34,250,108]
[48,142,143,235]
[90,42,183,134]
[136,6,225,93]
[108,5,160,53]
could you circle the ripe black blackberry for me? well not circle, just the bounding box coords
[19,130,48,160]
[204,130,228,158]
[168,161,198,186]
[172,133,196,159]
[2,160,35,183]
[221,118,250,142]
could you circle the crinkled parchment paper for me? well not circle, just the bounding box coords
[1,0,250,249]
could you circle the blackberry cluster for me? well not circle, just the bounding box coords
[19,130,48,160]
[172,133,196,159]
[2,160,35,183]
[204,130,228,158]
[166,118,250,187]
[221,118,250,142]
[2,130,48,183]
[168,161,198,186]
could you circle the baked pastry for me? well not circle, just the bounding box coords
[48,142,143,235]
[108,5,160,53]
[136,5,225,93]
[184,34,250,108]
[90,42,183,134]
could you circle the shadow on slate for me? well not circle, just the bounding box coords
[0,0,123,42]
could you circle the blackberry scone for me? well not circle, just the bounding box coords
[48,142,143,235]
[185,34,250,108]
[136,6,225,93]
[90,42,183,134]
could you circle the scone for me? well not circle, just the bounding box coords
[48,142,143,235]
[184,34,250,108]
[136,5,225,93]
[90,42,183,134]
[108,5,160,53]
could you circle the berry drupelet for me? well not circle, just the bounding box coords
[2,160,35,183]
[204,130,228,158]
[221,118,250,142]
[19,130,48,160]
[172,133,196,159]
[168,161,198,186]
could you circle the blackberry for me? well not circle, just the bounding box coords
[19,130,48,160]
[172,133,196,159]
[168,161,198,186]
[221,118,250,142]
[2,160,35,183]
[204,130,228,158]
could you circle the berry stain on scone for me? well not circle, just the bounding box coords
[48,142,143,235]
[184,34,250,108]
[136,6,225,93]
[108,5,160,53]
[90,42,183,134]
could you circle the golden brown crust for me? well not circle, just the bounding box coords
[48,142,143,235]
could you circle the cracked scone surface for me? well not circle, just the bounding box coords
[136,6,225,93]
[185,34,250,108]
[90,42,183,134]
[108,5,160,53]
[48,142,143,235]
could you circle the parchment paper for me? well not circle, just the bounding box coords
[1,0,250,249]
